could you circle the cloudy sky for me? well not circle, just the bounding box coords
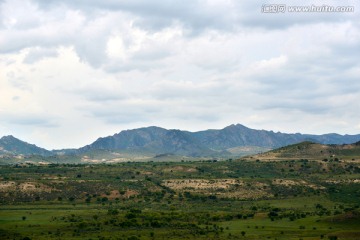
[0,0,359,149]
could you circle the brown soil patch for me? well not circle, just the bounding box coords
[102,189,139,199]
[19,182,54,193]
[163,179,241,190]
[163,179,271,200]
[0,181,55,193]
[0,181,16,191]
[325,179,360,184]
[272,179,325,189]
[123,189,138,198]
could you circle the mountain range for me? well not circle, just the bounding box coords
[1,124,360,158]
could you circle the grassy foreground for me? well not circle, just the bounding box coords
[1,158,360,239]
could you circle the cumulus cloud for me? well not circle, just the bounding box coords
[23,47,58,64]
[0,111,58,127]
[0,0,359,149]
[31,0,359,31]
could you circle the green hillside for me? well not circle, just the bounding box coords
[247,141,360,161]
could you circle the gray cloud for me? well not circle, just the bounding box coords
[0,113,58,127]
[32,0,360,31]
[23,47,58,64]
[1,0,360,149]
[33,0,236,32]
[1,0,358,70]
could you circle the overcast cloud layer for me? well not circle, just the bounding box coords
[1,0,360,149]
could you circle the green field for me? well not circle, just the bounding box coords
[1,158,360,239]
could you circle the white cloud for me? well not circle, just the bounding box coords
[0,0,359,149]
[23,47,58,64]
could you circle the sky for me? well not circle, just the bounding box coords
[0,0,360,150]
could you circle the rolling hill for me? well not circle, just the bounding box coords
[247,141,360,160]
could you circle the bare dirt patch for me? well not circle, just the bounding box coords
[163,179,241,190]
[0,181,56,193]
[0,181,16,191]
[102,189,139,200]
[325,179,360,184]
[272,179,325,189]
[163,179,271,200]
[19,182,54,193]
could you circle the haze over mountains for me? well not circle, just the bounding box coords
[1,124,360,158]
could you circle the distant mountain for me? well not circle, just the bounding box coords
[193,124,360,149]
[80,124,360,157]
[2,124,360,158]
[0,135,52,156]
[79,126,218,157]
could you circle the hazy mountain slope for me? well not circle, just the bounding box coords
[302,133,360,145]
[194,124,360,149]
[0,135,52,156]
[79,126,218,157]
[193,124,303,149]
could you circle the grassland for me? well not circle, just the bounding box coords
[1,156,360,240]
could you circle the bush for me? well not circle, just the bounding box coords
[128,236,139,240]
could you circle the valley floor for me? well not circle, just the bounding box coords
[1,158,360,240]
